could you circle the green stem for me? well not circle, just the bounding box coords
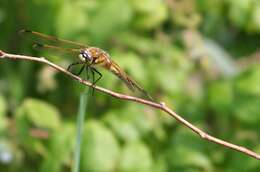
[72,88,89,172]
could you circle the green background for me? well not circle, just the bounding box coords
[1,0,260,171]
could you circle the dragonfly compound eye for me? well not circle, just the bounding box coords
[79,51,92,62]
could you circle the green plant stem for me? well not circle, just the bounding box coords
[72,88,89,172]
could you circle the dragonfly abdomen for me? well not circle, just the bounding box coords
[107,61,154,100]
[107,62,135,91]
[87,48,135,90]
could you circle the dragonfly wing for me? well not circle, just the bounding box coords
[19,29,88,49]
[108,60,154,100]
[32,42,80,55]
[108,60,134,90]
[126,76,154,101]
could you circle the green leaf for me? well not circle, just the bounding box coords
[21,98,61,129]
[88,0,132,44]
[250,2,260,31]
[40,156,61,172]
[0,94,6,116]
[118,141,153,172]
[167,128,212,171]
[40,123,75,172]
[228,0,252,29]
[130,0,168,30]
[225,149,260,172]
[55,1,89,37]
[51,122,75,160]
[0,95,7,132]
[234,97,260,125]
[103,104,159,142]
[168,146,212,172]
[208,81,233,113]
[81,120,120,172]
[235,65,260,95]
[103,111,140,142]
[14,98,61,155]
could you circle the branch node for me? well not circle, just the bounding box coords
[199,132,207,139]
[159,101,166,108]
[79,78,84,84]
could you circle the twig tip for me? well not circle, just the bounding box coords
[18,29,31,34]
[0,50,4,57]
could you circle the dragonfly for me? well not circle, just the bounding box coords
[19,29,153,100]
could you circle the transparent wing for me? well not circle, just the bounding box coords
[108,60,154,101]
[32,42,80,55]
[19,29,88,49]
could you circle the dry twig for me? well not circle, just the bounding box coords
[0,50,259,160]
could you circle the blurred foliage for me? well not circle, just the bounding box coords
[1,0,260,171]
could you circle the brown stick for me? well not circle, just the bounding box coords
[0,50,259,160]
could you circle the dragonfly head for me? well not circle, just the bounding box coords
[78,50,92,62]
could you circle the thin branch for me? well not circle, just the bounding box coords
[0,50,259,160]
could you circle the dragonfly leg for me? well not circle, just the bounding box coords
[67,62,83,71]
[88,67,102,96]
[90,68,95,95]
[67,61,86,76]
[91,67,102,86]
[85,65,90,80]
[76,65,85,76]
